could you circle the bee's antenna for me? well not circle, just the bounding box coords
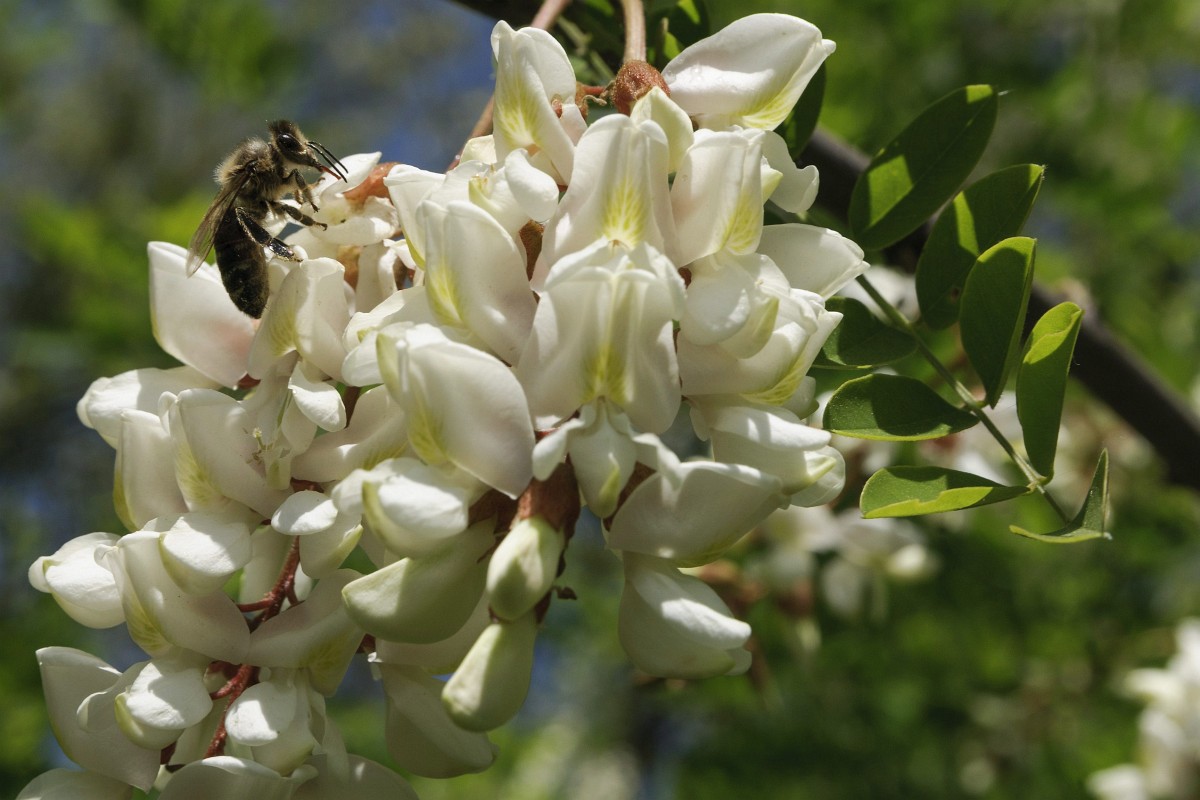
[309,140,348,180]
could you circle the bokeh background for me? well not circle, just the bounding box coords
[2,0,1199,797]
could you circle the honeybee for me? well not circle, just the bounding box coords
[186,120,347,317]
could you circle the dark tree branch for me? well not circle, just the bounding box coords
[800,129,1200,492]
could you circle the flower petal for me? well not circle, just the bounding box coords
[378,664,498,778]
[148,242,255,388]
[757,224,869,298]
[608,461,783,566]
[662,14,835,131]
[378,324,534,497]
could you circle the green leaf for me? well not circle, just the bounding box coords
[823,374,978,441]
[778,64,826,157]
[814,297,916,368]
[849,85,998,251]
[1017,302,1084,478]
[959,236,1036,406]
[649,0,711,64]
[916,164,1045,329]
[1010,451,1110,543]
[861,466,1031,518]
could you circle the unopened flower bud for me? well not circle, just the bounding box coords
[28,533,123,629]
[379,663,498,777]
[342,521,492,643]
[612,59,670,115]
[618,554,752,679]
[486,516,564,621]
[442,612,538,732]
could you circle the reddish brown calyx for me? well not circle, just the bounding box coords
[611,60,670,115]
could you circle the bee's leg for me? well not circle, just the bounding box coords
[290,171,317,208]
[269,198,328,231]
[286,170,323,214]
[236,207,301,262]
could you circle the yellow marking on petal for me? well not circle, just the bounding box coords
[742,350,810,406]
[425,259,465,329]
[406,396,448,466]
[583,341,629,408]
[494,69,542,147]
[738,88,794,131]
[261,303,299,358]
[737,295,780,356]
[112,461,135,531]
[601,176,647,246]
[304,626,362,694]
[124,594,170,655]
[359,441,409,471]
[761,169,782,202]
[721,191,762,254]
[598,466,624,511]
[174,439,225,509]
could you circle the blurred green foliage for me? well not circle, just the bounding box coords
[3,0,1200,797]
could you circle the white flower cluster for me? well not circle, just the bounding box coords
[23,14,867,798]
[1089,619,1200,800]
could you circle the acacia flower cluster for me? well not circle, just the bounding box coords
[23,13,867,798]
[1088,619,1200,800]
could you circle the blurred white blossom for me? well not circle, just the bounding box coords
[1089,620,1200,800]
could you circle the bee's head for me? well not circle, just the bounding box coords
[268,120,347,181]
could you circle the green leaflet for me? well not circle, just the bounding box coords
[916,164,1044,329]
[861,466,1030,518]
[815,297,916,369]
[960,236,1036,406]
[849,85,998,251]
[823,374,977,441]
[649,0,711,63]
[1017,302,1084,478]
[1011,451,1110,543]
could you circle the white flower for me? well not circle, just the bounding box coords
[113,656,213,749]
[486,515,565,621]
[535,114,677,281]
[377,662,499,777]
[341,520,494,644]
[103,529,251,663]
[376,322,534,498]
[359,458,485,559]
[148,242,256,388]
[34,648,161,791]
[18,768,133,800]
[442,612,539,731]
[490,21,582,183]
[1087,764,1151,800]
[28,533,123,628]
[661,13,835,131]
[691,398,844,503]
[618,553,751,679]
[249,258,351,382]
[415,198,535,362]
[247,571,364,694]
[607,458,784,567]
[532,400,669,518]
[155,757,315,800]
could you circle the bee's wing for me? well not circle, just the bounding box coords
[185,170,253,276]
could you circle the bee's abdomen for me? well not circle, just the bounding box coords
[213,209,269,318]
